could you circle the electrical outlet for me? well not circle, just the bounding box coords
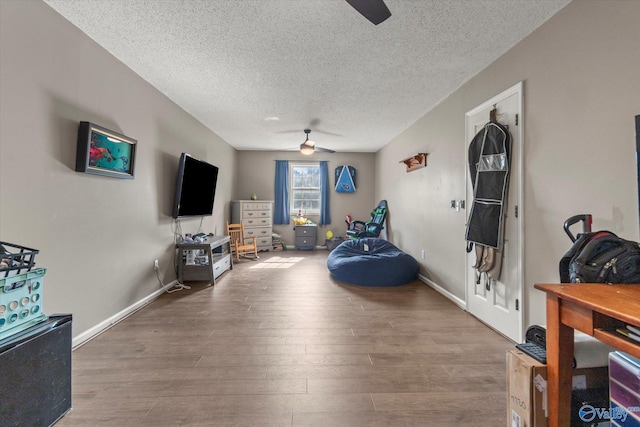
[154,259,159,271]
[421,249,426,260]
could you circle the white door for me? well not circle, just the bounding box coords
[465,82,523,343]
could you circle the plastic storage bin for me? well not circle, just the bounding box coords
[0,268,47,340]
[0,241,39,278]
[609,351,640,427]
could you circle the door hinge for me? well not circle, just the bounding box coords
[515,113,519,126]
[515,205,518,218]
[515,299,519,311]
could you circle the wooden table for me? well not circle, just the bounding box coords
[534,283,640,427]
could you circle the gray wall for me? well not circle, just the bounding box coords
[0,1,236,341]
[376,0,640,328]
[235,151,376,246]
[2,0,638,344]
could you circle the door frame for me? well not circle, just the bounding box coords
[464,81,524,342]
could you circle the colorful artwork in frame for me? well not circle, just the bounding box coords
[76,121,136,179]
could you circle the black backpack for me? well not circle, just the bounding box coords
[560,231,640,283]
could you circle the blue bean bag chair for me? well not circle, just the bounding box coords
[327,238,419,287]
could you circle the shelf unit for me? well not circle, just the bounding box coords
[176,235,232,285]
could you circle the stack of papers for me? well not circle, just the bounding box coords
[616,324,640,343]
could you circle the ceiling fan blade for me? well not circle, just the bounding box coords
[315,146,336,154]
[345,0,391,25]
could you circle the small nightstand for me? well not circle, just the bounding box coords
[294,225,317,250]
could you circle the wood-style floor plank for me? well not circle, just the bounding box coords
[57,250,512,426]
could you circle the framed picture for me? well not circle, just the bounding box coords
[76,122,136,179]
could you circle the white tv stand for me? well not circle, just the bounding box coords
[176,235,232,285]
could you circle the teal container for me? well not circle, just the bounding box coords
[0,268,47,340]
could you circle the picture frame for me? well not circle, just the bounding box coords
[76,121,136,179]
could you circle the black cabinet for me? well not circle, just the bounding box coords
[0,315,72,426]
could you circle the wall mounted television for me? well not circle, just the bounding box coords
[172,153,219,219]
[636,115,639,234]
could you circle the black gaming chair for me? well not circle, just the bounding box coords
[346,200,388,239]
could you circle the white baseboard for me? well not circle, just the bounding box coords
[417,273,467,310]
[72,279,178,348]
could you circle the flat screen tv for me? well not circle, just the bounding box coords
[172,153,219,219]
[636,115,640,234]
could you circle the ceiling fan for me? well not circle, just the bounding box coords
[345,0,391,25]
[300,129,335,155]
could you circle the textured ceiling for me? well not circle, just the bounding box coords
[43,0,570,152]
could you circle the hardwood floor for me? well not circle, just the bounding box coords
[57,250,514,426]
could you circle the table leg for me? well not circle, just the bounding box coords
[546,294,575,427]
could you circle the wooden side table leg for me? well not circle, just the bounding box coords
[546,294,575,427]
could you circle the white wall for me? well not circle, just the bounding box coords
[0,1,236,342]
[376,0,640,330]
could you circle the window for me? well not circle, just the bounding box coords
[290,163,320,215]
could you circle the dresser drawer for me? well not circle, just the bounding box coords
[243,216,271,227]
[255,236,273,249]
[295,226,317,237]
[212,254,231,279]
[242,202,272,210]
[242,210,271,221]
[295,236,315,250]
[244,226,271,240]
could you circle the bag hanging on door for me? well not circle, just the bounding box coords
[465,121,512,249]
[466,120,512,282]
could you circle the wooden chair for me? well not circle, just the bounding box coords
[226,221,259,261]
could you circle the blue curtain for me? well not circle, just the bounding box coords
[319,161,331,225]
[273,160,289,224]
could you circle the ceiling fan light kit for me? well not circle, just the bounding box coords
[300,142,315,155]
[300,129,315,155]
[299,129,335,155]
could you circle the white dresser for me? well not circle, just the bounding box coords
[231,200,273,252]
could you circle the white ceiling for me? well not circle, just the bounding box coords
[43,0,570,153]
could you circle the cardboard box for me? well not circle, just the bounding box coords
[508,349,547,427]
[507,349,609,427]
